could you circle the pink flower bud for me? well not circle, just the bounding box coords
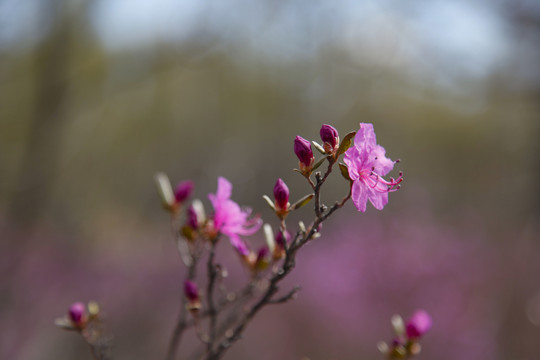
[187,205,198,229]
[405,310,432,339]
[68,302,86,327]
[273,178,289,210]
[256,246,269,262]
[184,280,199,302]
[294,136,314,169]
[320,124,339,153]
[275,230,290,248]
[174,180,194,203]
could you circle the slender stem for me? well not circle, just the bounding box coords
[165,258,198,360]
[206,242,219,353]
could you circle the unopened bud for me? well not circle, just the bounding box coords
[155,173,176,211]
[68,302,86,328]
[174,180,194,204]
[275,230,290,248]
[294,136,314,171]
[273,178,290,210]
[184,280,199,302]
[320,124,339,153]
[405,310,432,339]
[187,205,199,229]
[254,246,270,271]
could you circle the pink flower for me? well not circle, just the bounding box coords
[208,177,262,250]
[343,123,402,212]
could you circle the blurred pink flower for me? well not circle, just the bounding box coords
[208,177,262,250]
[343,123,402,212]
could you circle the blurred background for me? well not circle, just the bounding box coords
[1,0,539,359]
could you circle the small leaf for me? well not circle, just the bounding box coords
[262,195,276,211]
[338,163,351,181]
[290,193,314,210]
[312,157,326,171]
[336,131,356,156]
[312,141,326,155]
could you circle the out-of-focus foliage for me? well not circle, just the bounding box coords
[1,0,539,359]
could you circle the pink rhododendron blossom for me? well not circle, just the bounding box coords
[208,177,262,249]
[344,123,402,212]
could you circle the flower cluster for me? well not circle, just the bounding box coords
[378,310,432,359]
[57,122,412,360]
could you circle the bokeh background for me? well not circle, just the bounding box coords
[1,0,540,359]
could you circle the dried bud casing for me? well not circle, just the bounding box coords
[294,136,314,170]
[320,124,339,153]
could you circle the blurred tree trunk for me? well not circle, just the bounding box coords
[7,2,70,231]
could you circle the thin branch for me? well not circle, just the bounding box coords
[205,242,219,354]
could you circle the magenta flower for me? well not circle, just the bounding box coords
[406,310,432,339]
[343,123,402,212]
[208,177,262,250]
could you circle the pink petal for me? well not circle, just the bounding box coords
[371,145,394,176]
[352,180,368,212]
[367,186,389,210]
[216,176,232,200]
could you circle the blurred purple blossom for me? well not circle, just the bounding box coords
[208,177,262,249]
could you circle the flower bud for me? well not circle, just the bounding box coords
[275,230,290,248]
[320,124,339,153]
[155,172,176,211]
[174,180,194,204]
[187,205,198,229]
[184,280,199,302]
[405,310,432,339]
[294,136,314,171]
[273,230,290,260]
[254,246,270,271]
[273,178,289,210]
[68,302,86,328]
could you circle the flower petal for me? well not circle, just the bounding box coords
[367,186,389,210]
[351,179,368,212]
